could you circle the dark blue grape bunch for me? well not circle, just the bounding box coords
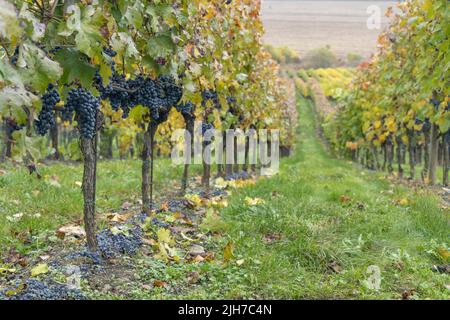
[133,77,169,123]
[10,46,19,65]
[176,102,196,121]
[422,118,431,133]
[103,47,117,57]
[61,104,75,122]
[430,98,441,108]
[35,84,60,135]
[158,75,183,108]
[226,96,236,105]
[5,117,22,136]
[202,123,215,146]
[49,46,62,55]
[66,88,100,139]
[94,64,134,117]
[226,95,239,114]
[201,90,220,109]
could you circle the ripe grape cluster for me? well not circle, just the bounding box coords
[94,66,133,117]
[202,122,215,146]
[202,90,220,109]
[224,172,251,181]
[102,47,117,57]
[158,75,183,108]
[430,98,441,108]
[94,63,183,125]
[61,104,75,122]
[176,102,196,121]
[0,279,85,300]
[422,118,431,133]
[5,117,22,135]
[66,88,100,139]
[96,225,143,259]
[35,84,60,135]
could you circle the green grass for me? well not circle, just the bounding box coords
[1,96,448,300]
[189,97,448,299]
[0,159,203,254]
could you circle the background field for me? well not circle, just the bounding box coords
[262,0,397,58]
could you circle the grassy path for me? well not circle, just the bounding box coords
[210,97,449,299]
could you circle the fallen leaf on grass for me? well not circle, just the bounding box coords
[157,228,174,245]
[188,244,205,256]
[153,280,167,288]
[208,198,228,209]
[56,225,86,239]
[236,259,245,266]
[110,225,131,236]
[184,194,204,208]
[214,177,228,189]
[160,201,169,211]
[75,181,82,187]
[223,241,234,263]
[107,213,130,223]
[31,263,49,277]
[154,243,170,262]
[121,201,132,210]
[0,169,7,175]
[437,247,450,260]
[244,197,265,206]
[0,267,16,274]
[339,195,351,203]
[393,198,409,206]
[4,249,27,267]
[193,255,204,262]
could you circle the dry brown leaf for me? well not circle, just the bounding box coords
[193,255,204,262]
[160,201,169,211]
[153,280,167,288]
[56,225,85,239]
[121,201,132,210]
[107,213,130,223]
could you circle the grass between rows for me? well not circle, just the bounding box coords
[1,96,449,299]
[191,96,449,299]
